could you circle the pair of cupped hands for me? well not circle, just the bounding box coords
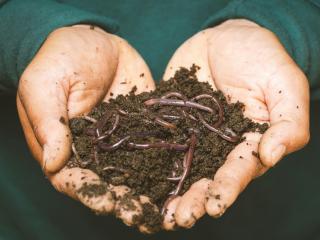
[17,19,309,233]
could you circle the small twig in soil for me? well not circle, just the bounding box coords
[81,116,97,123]
[117,109,128,116]
[167,176,182,182]
[72,143,81,161]
[162,114,181,120]
[72,143,92,167]
[93,146,99,165]
[154,117,177,130]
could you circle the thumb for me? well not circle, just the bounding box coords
[18,66,71,173]
[163,30,215,86]
[103,36,156,100]
[17,26,120,173]
[259,64,310,167]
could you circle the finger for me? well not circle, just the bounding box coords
[138,196,161,234]
[162,196,181,231]
[205,132,267,217]
[50,167,115,214]
[113,187,143,227]
[43,27,119,118]
[17,95,42,162]
[174,178,211,228]
[260,64,310,167]
[19,93,116,214]
[110,185,145,227]
[163,30,216,89]
[18,27,120,173]
[104,36,155,101]
[18,63,72,173]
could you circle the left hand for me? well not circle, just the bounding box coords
[162,19,310,230]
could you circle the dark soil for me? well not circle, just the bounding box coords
[68,65,268,232]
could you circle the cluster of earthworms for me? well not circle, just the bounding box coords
[72,92,240,214]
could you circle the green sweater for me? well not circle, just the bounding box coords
[0,0,320,98]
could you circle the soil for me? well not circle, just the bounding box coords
[67,65,268,232]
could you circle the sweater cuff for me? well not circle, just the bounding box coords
[203,0,320,99]
[0,0,118,91]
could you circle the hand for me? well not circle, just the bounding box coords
[162,19,310,229]
[17,25,158,232]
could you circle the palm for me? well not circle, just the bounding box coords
[17,25,157,232]
[162,20,309,229]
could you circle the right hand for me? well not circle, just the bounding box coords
[16,25,157,232]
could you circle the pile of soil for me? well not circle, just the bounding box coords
[67,65,268,232]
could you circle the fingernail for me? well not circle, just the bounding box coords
[271,145,286,166]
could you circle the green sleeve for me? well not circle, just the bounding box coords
[203,0,320,99]
[0,0,118,94]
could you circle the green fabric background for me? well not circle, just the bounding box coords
[0,0,320,239]
[0,0,320,94]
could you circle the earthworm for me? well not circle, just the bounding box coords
[161,92,187,101]
[127,142,188,151]
[160,91,195,122]
[173,132,197,195]
[162,133,197,215]
[98,136,131,151]
[154,117,177,129]
[144,98,213,113]
[95,112,113,137]
[191,94,224,128]
[197,113,239,142]
[94,114,120,142]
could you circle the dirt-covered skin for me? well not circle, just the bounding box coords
[68,65,268,231]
